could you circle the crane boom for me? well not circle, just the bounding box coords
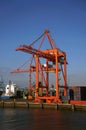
[11,66,60,74]
[16,45,56,62]
[16,45,66,64]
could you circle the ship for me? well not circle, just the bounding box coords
[0,81,17,100]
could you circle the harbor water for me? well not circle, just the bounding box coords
[0,109,86,130]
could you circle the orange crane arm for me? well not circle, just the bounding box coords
[16,45,67,65]
[11,69,31,73]
[11,66,36,74]
[11,66,60,74]
[16,45,56,62]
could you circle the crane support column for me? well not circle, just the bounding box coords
[46,59,49,95]
[64,53,67,96]
[35,55,39,99]
[55,49,59,99]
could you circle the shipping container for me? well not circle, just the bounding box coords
[68,86,86,101]
[81,87,86,100]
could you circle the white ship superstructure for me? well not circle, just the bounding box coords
[5,83,16,96]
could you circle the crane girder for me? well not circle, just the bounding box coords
[16,45,55,62]
[11,67,61,74]
[16,44,67,64]
[11,69,35,73]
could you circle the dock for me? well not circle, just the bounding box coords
[0,99,86,111]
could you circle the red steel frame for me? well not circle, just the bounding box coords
[11,30,67,103]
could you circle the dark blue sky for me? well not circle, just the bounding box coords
[0,0,86,87]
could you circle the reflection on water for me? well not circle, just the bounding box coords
[0,108,86,130]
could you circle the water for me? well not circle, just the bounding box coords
[0,108,86,130]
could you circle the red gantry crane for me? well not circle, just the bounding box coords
[11,30,67,103]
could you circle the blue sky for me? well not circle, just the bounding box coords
[0,0,86,87]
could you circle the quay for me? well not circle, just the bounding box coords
[0,99,86,111]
